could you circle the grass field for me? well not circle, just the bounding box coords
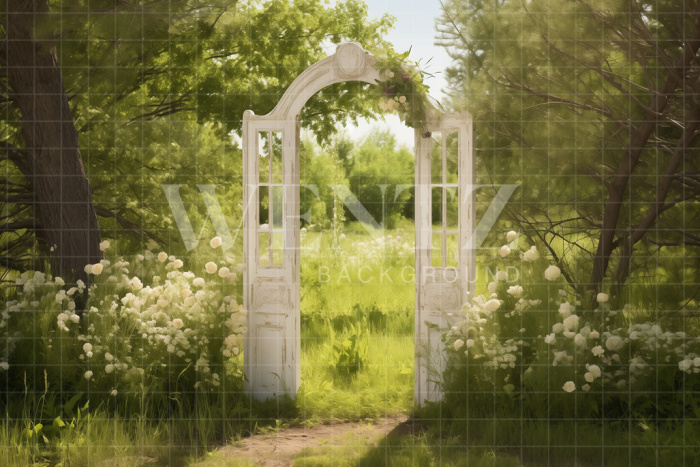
[297,223,417,421]
[3,222,700,465]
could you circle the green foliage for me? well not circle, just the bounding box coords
[1,0,398,266]
[329,320,367,379]
[345,129,414,228]
[301,128,414,230]
[437,0,700,304]
[441,237,700,425]
[374,48,435,135]
[300,137,350,227]
[1,241,246,418]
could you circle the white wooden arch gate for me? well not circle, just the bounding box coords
[243,42,475,405]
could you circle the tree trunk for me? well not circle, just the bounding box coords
[5,0,101,283]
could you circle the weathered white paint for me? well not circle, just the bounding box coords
[243,42,474,405]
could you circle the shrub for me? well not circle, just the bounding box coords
[441,238,700,422]
[0,239,246,414]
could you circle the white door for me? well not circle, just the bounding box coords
[414,112,475,405]
[243,115,301,400]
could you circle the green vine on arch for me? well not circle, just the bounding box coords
[374,49,435,137]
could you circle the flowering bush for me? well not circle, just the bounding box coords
[0,239,246,408]
[375,50,432,135]
[441,236,700,420]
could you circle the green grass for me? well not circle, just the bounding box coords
[298,333,414,420]
[4,224,700,465]
[297,225,416,421]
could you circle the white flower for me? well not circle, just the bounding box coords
[544,265,561,281]
[563,314,579,331]
[83,343,93,353]
[585,364,601,382]
[496,271,507,281]
[499,245,511,257]
[544,333,556,344]
[99,240,110,251]
[454,339,465,351]
[84,371,93,380]
[173,259,184,269]
[574,333,586,348]
[605,335,624,351]
[562,381,576,392]
[487,282,497,294]
[506,231,517,242]
[399,95,407,103]
[589,330,600,339]
[129,277,143,291]
[158,252,168,262]
[596,293,609,303]
[679,359,693,372]
[523,246,539,262]
[105,352,114,362]
[0,362,9,371]
[218,266,230,278]
[558,302,572,318]
[172,318,184,329]
[591,345,605,357]
[552,323,565,334]
[582,384,591,392]
[193,277,205,287]
[483,299,501,312]
[110,389,118,396]
[91,263,104,275]
[210,236,223,248]
[507,285,523,297]
[466,339,475,348]
[105,364,115,374]
[70,314,80,323]
[205,262,218,274]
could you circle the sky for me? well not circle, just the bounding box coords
[331,0,451,149]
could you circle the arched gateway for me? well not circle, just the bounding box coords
[243,42,474,405]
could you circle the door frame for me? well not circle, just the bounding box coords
[242,42,475,405]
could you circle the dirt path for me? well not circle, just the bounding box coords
[197,416,411,466]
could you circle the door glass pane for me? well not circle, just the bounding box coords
[431,187,442,229]
[259,187,269,227]
[258,131,270,183]
[446,234,459,268]
[430,132,442,184]
[272,186,283,229]
[431,233,444,267]
[446,186,458,230]
[271,131,283,184]
[258,232,270,265]
[445,130,459,184]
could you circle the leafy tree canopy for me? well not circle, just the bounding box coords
[438,0,700,311]
[1,0,397,269]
